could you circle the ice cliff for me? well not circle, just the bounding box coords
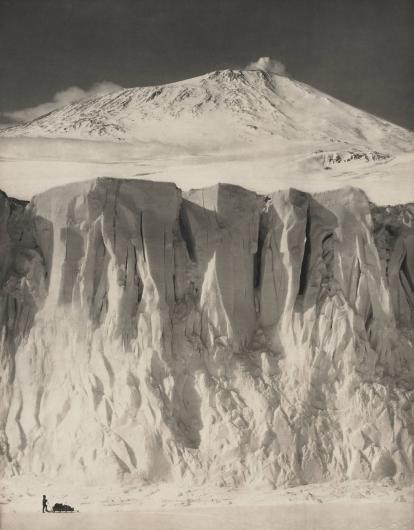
[0,178,413,487]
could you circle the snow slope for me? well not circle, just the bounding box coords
[2,69,413,153]
[1,179,413,488]
[1,135,413,205]
[1,69,413,204]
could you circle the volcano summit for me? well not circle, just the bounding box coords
[2,69,414,153]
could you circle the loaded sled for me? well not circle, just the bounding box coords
[52,502,75,512]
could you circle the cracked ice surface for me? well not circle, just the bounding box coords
[0,178,413,489]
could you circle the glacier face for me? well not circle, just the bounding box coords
[0,179,414,487]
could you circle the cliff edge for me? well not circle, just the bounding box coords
[0,179,413,487]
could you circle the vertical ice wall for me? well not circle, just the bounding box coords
[0,179,413,486]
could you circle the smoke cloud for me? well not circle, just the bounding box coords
[4,81,124,123]
[245,56,287,76]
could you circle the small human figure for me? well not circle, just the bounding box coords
[42,494,48,513]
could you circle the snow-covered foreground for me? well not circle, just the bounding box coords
[2,481,413,530]
[0,136,413,204]
[2,504,413,530]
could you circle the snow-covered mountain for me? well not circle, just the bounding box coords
[1,69,414,492]
[2,69,414,155]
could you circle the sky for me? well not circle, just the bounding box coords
[0,0,413,129]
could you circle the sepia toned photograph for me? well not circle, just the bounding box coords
[0,1,413,529]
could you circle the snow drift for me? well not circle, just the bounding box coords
[0,178,413,487]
